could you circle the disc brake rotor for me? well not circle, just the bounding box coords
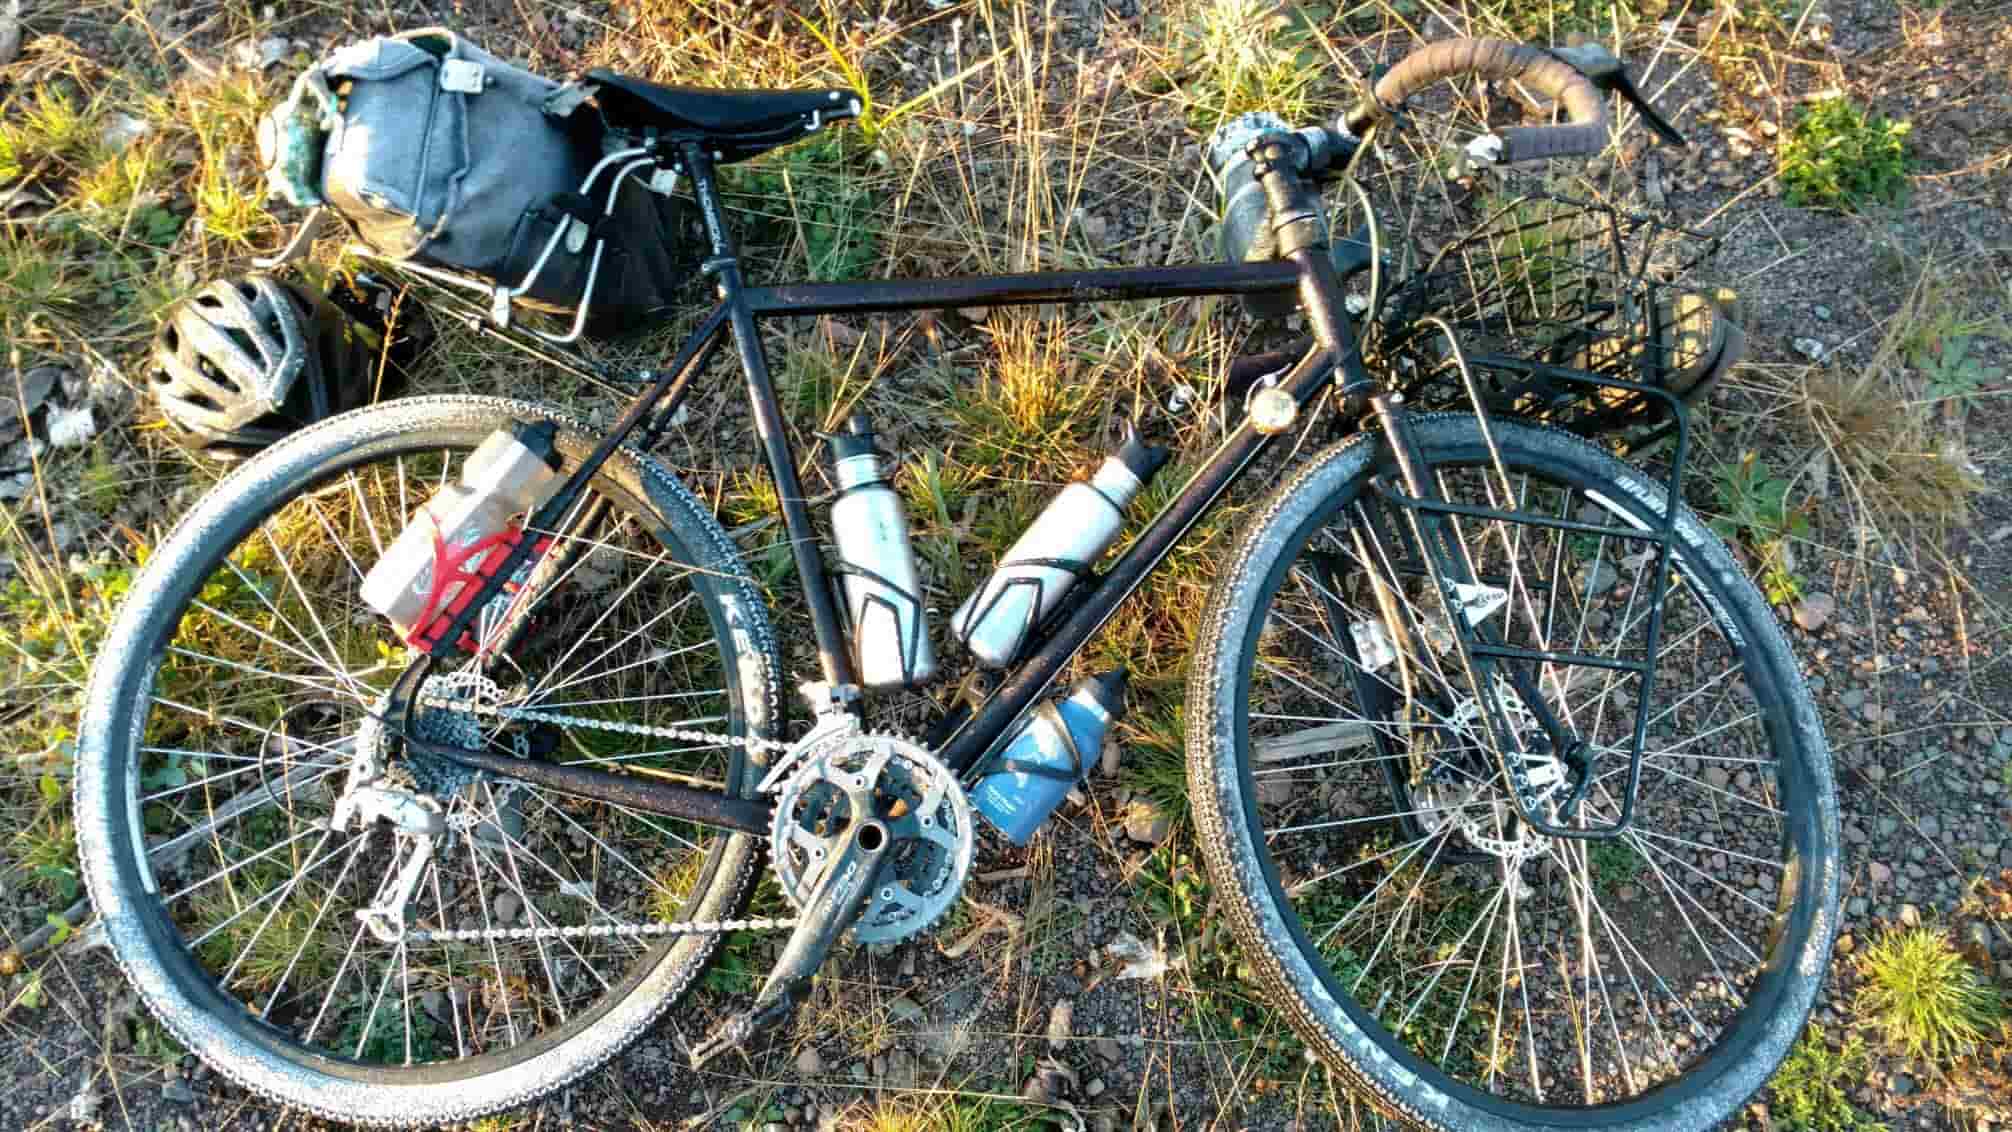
[1414,677,1566,864]
[770,732,974,944]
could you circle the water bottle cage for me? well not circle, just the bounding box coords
[407,522,552,654]
[997,702,1088,782]
[954,556,1096,666]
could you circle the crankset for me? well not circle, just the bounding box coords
[690,727,975,1069]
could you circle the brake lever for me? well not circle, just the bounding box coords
[1545,42,1687,148]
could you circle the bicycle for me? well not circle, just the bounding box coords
[76,36,1838,1130]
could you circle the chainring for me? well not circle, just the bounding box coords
[769,731,973,944]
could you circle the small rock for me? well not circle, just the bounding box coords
[1093,1035,1123,1063]
[888,994,923,1022]
[493,892,522,924]
[68,1088,102,1124]
[1581,559,1620,595]
[416,989,447,1021]
[1839,689,1866,711]
[1046,999,1073,1050]
[1256,775,1294,808]
[161,1078,196,1105]
[1792,337,1826,362]
[1122,799,1172,845]
[1023,1074,1050,1103]
[235,35,289,70]
[1917,815,1940,838]
[1792,592,1836,632]
[795,1046,825,1076]
[0,0,21,68]
[1898,903,1921,927]
[848,1061,869,1082]
[1087,1077,1107,1098]
[9,365,59,420]
[100,112,152,154]
[1099,736,1122,779]
[45,403,95,448]
[1867,861,1892,887]
[1813,304,1831,320]
[1963,922,1992,966]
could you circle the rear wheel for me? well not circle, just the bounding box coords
[75,396,781,1126]
[1189,414,1838,1131]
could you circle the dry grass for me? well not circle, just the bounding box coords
[4,0,2005,1126]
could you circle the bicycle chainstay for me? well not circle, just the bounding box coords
[396,692,799,944]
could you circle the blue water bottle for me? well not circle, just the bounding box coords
[971,669,1128,845]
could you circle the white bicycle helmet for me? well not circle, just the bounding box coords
[147,274,390,459]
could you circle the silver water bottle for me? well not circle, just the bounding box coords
[952,429,1169,668]
[829,415,937,688]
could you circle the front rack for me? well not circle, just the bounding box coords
[1378,193,1737,449]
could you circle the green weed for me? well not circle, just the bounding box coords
[735,132,878,283]
[0,85,100,182]
[1769,1027,1882,1132]
[1855,924,2003,1064]
[791,5,1001,151]
[9,774,78,905]
[334,992,444,1065]
[1587,839,1645,891]
[0,227,85,325]
[1709,452,1808,604]
[1779,99,1911,211]
[1911,334,2001,405]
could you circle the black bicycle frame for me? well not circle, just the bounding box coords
[409,134,1662,842]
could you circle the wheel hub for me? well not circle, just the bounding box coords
[1414,678,1569,863]
[769,731,973,944]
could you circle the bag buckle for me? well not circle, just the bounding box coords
[439,59,486,94]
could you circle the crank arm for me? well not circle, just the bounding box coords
[406,731,773,836]
[689,816,894,1069]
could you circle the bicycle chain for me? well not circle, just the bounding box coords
[394,692,799,944]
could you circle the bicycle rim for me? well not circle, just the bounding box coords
[1215,421,1831,1122]
[85,407,764,1083]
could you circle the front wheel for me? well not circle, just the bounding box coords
[1188,414,1838,1131]
[75,395,782,1127]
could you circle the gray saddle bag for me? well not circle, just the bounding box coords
[259,28,695,335]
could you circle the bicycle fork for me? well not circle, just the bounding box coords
[1363,393,1646,840]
